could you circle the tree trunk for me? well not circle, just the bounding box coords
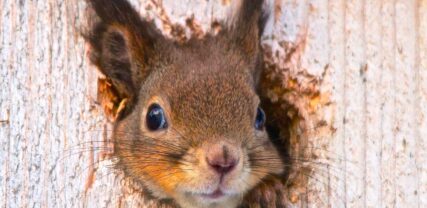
[0,0,426,207]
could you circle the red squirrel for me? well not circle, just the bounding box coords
[85,0,289,207]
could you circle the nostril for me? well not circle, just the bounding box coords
[207,158,237,175]
[211,163,235,174]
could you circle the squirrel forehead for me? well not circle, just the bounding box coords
[173,72,256,126]
[137,38,260,132]
[149,68,258,134]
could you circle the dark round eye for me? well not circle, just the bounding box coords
[146,103,168,131]
[254,107,266,130]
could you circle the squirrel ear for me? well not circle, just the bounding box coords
[85,0,165,121]
[226,0,268,57]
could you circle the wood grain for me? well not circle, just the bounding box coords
[0,0,426,207]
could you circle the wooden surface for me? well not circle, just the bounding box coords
[0,0,426,207]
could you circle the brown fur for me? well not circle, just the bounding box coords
[85,0,288,207]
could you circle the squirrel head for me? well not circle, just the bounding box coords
[86,0,284,207]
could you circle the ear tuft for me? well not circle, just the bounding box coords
[226,0,267,56]
[84,0,166,120]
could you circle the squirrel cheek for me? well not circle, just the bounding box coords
[149,167,186,196]
[176,148,210,185]
[247,138,284,175]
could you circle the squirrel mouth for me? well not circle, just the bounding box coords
[199,189,225,199]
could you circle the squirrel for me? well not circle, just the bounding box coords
[85,0,290,207]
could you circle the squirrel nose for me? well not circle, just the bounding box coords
[206,144,239,175]
[207,157,237,174]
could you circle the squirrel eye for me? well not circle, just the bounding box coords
[146,103,168,131]
[254,107,266,130]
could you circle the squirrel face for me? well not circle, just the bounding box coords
[85,0,284,207]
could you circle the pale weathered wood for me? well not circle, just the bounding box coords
[394,1,419,206]
[0,0,426,207]
[378,1,398,207]
[327,0,347,207]
[364,1,382,207]
[418,2,427,207]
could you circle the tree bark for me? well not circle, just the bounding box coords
[0,0,426,207]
